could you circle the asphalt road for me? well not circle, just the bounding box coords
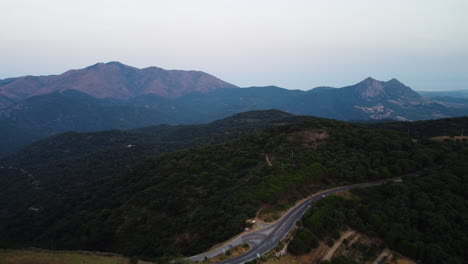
[203,177,406,264]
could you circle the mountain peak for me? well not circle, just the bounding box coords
[86,61,134,70]
[106,61,124,65]
[387,78,402,84]
[363,76,377,82]
[348,77,420,100]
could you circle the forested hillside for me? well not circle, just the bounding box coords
[289,146,468,264]
[0,110,296,223]
[367,116,468,139]
[0,90,172,156]
[2,116,457,259]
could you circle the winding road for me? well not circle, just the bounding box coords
[189,176,408,264]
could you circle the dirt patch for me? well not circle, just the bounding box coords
[299,130,329,149]
[333,233,382,264]
[394,255,417,264]
[332,190,355,199]
[301,130,328,142]
[286,129,328,149]
[257,204,288,222]
[0,249,130,264]
[265,154,273,167]
[296,242,330,264]
[262,242,330,264]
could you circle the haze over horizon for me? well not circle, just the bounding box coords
[2,0,467,91]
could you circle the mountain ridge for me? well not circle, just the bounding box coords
[1,64,468,156]
[308,77,422,100]
[0,62,237,101]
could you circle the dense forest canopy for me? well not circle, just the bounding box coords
[289,154,468,264]
[3,114,466,260]
[0,110,298,223]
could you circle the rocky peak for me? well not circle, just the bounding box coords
[348,77,420,100]
[353,77,386,99]
[387,78,402,84]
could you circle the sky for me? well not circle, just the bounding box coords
[1,0,467,91]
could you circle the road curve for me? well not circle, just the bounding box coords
[190,176,407,264]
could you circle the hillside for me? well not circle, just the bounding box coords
[366,116,468,139]
[0,110,297,223]
[2,115,459,259]
[285,160,467,264]
[0,90,173,156]
[129,78,468,122]
[419,90,468,98]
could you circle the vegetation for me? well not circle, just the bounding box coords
[0,249,130,264]
[1,113,467,262]
[289,143,468,263]
[3,115,458,259]
[0,89,171,157]
[327,256,358,264]
[366,116,468,139]
[288,229,319,255]
[0,110,295,223]
[198,243,250,263]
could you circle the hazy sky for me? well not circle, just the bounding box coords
[1,0,467,90]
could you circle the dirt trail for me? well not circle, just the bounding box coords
[372,248,390,264]
[323,230,356,261]
[265,154,272,167]
[348,233,360,246]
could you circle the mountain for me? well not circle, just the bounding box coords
[0,110,299,224]
[0,61,237,104]
[1,63,468,156]
[2,113,464,258]
[298,77,440,121]
[338,77,421,100]
[127,78,468,122]
[0,95,16,109]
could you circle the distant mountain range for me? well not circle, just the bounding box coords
[1,62,468,156]
[419,90,468,98]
